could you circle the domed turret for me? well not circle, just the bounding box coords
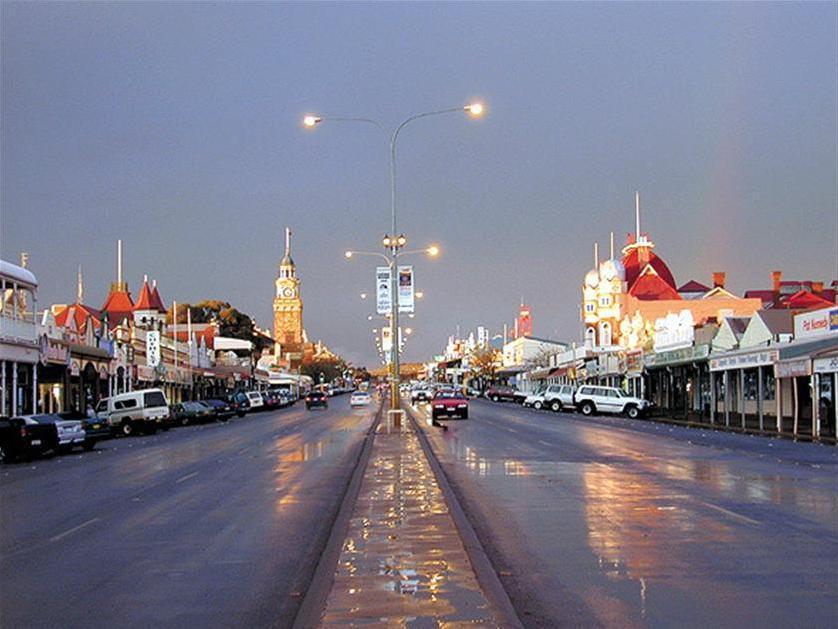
[585,268,600,288]
[600,259,626,282]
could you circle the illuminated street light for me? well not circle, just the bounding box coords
[415,291,424,299]
[344,251,353,259]
[427,245,440,257]
[465,102,484,117]
[360,293,367,300]
[303,115,322,127]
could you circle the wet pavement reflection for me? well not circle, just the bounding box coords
[419,400,838,628]
[320,414,500,626]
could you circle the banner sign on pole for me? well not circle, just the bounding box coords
[381,327,393,354]
[146,330,161,368]
[376,267,391,315]
[398,266,414,313]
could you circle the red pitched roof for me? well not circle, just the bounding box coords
[134,280,155,310]
[678,280,711,293]
[101,288,134,328]
[780,290,834,311]
[55,303,103,335]
[150,284,166,312]
[623,248,677,292]
[629,268,682,301]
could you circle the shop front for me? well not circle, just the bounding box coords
[645,344,710,422]
[709,349,778,433]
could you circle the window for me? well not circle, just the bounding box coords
[114,399,137,410]
[600,296,611,307]
[95,400,108,414]
[144,391,167,408]
[585,303,595,313]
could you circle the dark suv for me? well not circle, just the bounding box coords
[305,391,328,410]
[0,416,59,463]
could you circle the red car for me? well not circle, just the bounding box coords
[431,390,469,420]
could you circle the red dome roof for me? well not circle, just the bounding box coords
[622,247,677,292]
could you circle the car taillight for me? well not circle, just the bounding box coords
[20,427,27,438]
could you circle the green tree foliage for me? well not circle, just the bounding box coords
[301,359,347,384]
[166,300,267,347]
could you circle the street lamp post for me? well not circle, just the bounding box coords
[305,103,483,413]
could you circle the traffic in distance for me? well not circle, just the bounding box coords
[0,383,354,464]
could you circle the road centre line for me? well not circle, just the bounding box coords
[696,500,760,526]
[50,518,101,542]
[175,471,199,484]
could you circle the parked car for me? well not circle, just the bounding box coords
[0,416,58,463]
[58,411,110,449]
[170,401,214,426]
[573,385,650,419]
[522,392,547,409]
[431,390,469,420]
[200,399,234,421]
[260,391,281,411]
[305,391,328,410]
[25,414,86,453]
[95,388,170,436]
[227,392,250,416]
[411,387,433,404]
[245,391,265,412]
[542,384,577,412]
[485,386,525,403]
[350,391,372,407]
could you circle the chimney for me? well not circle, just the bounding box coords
[812,281,824,294]
[712,272,726,289]
[771,270,782,294]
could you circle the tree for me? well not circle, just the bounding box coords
[166,300,269,348]
[301,358,346,384]
[524,346,559,370]
[468,347,501,386]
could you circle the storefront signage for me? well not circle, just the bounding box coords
[794,307,838,340]
[813,356,838,374]
[775,359,811,379]
[624,350,644,374]
[41,335,69,365]
[146,331,161,368]
[710,349,777,372]
[653,310,695,352]
[646,344,710,368]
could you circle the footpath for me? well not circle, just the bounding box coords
[313,408,517,627]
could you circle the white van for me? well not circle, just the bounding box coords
[95,388,170,436]
[245,391,265,411]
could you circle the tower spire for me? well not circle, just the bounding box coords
[285,227,291,258]
[77,265,84,304]
[594,242,599,268]
[635,191,641,241]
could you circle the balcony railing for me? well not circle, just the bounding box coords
[0,315,38,345]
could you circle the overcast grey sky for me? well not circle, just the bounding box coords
[2,1,836,366]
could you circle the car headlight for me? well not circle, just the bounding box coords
[457,404,467,408]
[434,404,444,409]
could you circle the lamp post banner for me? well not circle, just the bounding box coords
[146,331,161,368]
[376,266,391,315]
[398,265,414,313]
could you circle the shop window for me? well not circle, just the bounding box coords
[744,371,758,401]
[763,371,775,401]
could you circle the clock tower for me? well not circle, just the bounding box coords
[273,227,304,368]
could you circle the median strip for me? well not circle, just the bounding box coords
[50,517,101,542]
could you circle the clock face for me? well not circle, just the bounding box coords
[281,287,296,299]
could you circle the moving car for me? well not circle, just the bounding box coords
[573,385,650,419]
[305,391,328,410]
[95,388,170,436]
[0,416,58,463]
[411,387,433,404]
[350,391,372,407]
[431,390,469,420]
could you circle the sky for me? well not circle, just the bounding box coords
[2,1,836,367]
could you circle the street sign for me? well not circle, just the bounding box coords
[398,265,414,313]
[376,267,391,315]
[146,331,161,368]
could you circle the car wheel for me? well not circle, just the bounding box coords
[625,405,639,419]
[550,400,562,413]
[462,412,469,420]
[121,420,134,437]
[491,395,499,402]
[580,401,595,416]
[145,424,157,435]
[237,411,245,417]
[0,444,7,464]
[83,441,96,451]
[181,416,190,426]
[533,401,543,410]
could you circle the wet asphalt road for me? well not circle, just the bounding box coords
[413,398,838,629]
[0,397,376,629]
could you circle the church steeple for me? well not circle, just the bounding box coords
[279,227,295,276]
